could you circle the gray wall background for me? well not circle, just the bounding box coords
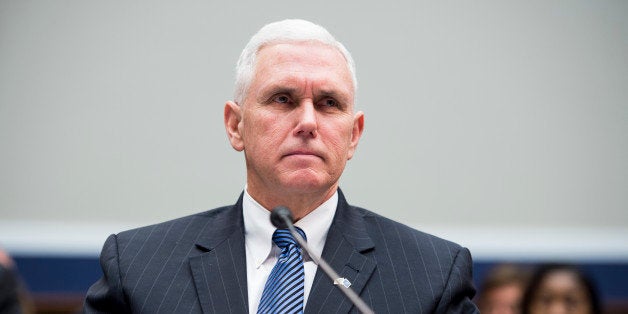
[1,1,627,236]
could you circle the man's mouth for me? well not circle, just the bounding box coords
[284,150,322,159]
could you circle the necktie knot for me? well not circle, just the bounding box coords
[272,227,306,250]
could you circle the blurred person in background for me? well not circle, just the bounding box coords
[476,264,531,314]
[0,248,33,314]
[521,264,601,314]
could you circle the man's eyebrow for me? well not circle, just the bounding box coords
[315,88,352,102]
[256,84,300,101]
[317,89,345,98]
[254,81,353,103]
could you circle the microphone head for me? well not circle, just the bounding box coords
[270,206,294,229]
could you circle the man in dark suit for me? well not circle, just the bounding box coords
[84,19,478,313]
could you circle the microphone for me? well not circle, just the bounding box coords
[270,206,375,314]
[270,206,293,229]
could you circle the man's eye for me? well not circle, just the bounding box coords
[274,95,290,103]
[322,98,339,108]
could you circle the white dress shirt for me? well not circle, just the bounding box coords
[243,189,338,314]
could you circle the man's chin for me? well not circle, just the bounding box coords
[279,174,334,194]
[282,182,326,193]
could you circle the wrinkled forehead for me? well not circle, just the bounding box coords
[250,42,355,101]
[257,42,347,69]
[254,41,355,89]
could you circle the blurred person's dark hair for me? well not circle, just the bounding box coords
[476,263,531,314]
[521,263,601,314]
[0,263,22,313]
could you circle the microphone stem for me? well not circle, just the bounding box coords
[284,221,375,314]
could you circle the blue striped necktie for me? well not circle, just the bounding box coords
[257,227,307,314]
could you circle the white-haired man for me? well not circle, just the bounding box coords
[84,19,478,313]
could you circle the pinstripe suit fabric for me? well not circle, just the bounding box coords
[83,190,478,313]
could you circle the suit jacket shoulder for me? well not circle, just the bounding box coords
[359,205,464,252]
[84,197,249,313]
[304,191,478,313]
[114,204,236,255]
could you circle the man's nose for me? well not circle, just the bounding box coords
[293,101,318,138]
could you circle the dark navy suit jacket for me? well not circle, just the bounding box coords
[84,190,478,313]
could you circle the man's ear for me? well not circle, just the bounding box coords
[224,101,244,151]
[347,111,365,160]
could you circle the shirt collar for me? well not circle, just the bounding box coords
[242,188,338,269]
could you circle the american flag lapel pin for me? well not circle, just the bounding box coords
[333,277,351,289]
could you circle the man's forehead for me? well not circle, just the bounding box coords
[256,42,347,68]
[254,43,352,87]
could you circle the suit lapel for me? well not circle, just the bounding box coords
[189,195,249,314]
[305,190,376,314]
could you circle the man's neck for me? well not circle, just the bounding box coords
[245,184,338,221]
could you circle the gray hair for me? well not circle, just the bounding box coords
[234,19,357,104]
